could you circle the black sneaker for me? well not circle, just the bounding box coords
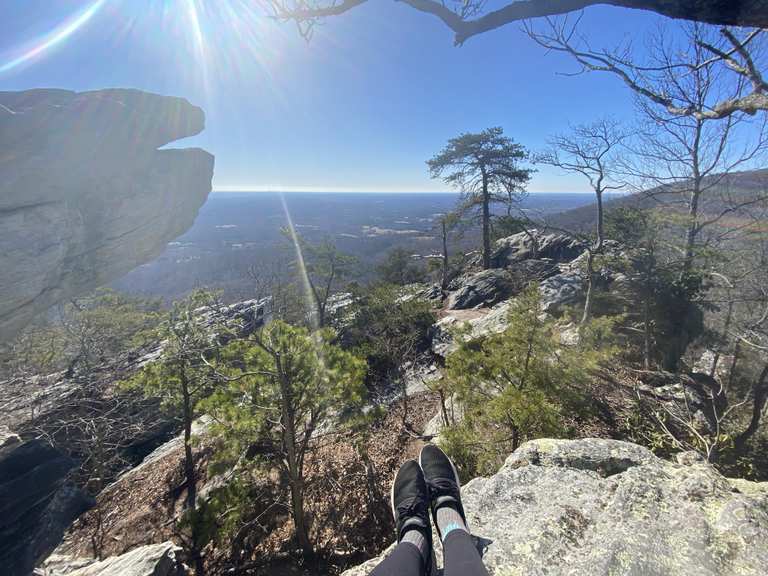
[419,444,468,539]
[390,460,434,574]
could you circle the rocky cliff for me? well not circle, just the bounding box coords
[344,438,768,576]
[0,88,214,340]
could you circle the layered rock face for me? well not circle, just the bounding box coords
[0,440,93,576]
[0,88,214,340]
[344,438,768,576]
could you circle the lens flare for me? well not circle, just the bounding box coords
[183,0,211,95]
[280,193,321,330]
[0,0,109,75]
[279,193,330,377]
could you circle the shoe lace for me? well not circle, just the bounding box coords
[396,494,427,520]
[426,476,460,501]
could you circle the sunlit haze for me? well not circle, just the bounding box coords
[1,1,685,192]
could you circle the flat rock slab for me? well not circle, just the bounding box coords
[40,542,180,576]
[343,438,768,576]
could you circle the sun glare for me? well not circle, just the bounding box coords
[0,0,109,74]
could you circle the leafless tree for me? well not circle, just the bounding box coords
[532,22,768,357]
[527,21,768,275]
[538,118,627,322]
[527,16,768,119]
[25,378,166,558]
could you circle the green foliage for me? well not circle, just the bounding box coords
[427,127,533,268]
[343,284,436,389]
[427,127,533,199]
[205,321,367,464]
[1,288,162,378]
[281,232,357,326]
[66,288,163,355]
[122,289,220,415]
[441,285,617,477]
[201,321,367,547]
[377,247,427,285]
[604,207,705,370]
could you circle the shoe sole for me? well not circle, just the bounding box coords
[390,467,398,522]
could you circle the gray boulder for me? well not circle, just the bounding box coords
[0,88,214,340]
[343,438,768,576]
[39,542,181,576]
[539,270,584,314]
[491,231,587,268]
[447,270,514,310]
[0,440,94,576]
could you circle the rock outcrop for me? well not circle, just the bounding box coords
[39,542,181,576]
[0,440,94,576]
[539,269,584,313]
[447,269,514,310]
[343,438,768,576]
[491,231,586,268]
[0,88,214,340]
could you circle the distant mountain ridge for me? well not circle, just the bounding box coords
[547,168,768,233]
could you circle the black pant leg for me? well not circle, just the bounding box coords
[369,542,425,576]
[442,530,490,576]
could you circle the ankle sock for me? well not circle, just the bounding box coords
[401,528,429,561]
[436,505,468,539]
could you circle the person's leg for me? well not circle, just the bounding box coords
[419,444,490,576]
[370,460,434,576]
[442,529,490,576]
[369,539,425,576]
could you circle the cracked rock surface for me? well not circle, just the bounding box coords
[0,88,214,340]
[343,438,768,576]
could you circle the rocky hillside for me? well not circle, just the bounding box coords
[2,229,764,575]
[0,89,214,340]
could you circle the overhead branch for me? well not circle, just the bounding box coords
[527,19,768,119]
[266,0,768,46]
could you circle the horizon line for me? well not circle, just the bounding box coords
[212,187,616,194]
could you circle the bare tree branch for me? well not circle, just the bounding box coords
[267,0,768,45]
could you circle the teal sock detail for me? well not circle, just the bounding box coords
[441,522,463,539]
[436,505,468,540]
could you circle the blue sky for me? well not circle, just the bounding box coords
[1,0,672,192]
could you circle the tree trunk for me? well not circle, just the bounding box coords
[438,388,451,427]
[681,123,703,279]
[710,299,733,379]
[582,189,604,326]
[441,220,449,291]
[360,448,381,506]
[734,363,768,451]
[400,371,409,428]
[595,190,605,252]
[182,382,196,510]
[277,359,313,559]
[643,293,652,370]
[682,190,701,278]
[581,249,596,325]
[288,476,312,557]
[482,174,491,269]
[181,372,205,576]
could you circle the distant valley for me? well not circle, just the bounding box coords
[114,192,605,301]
